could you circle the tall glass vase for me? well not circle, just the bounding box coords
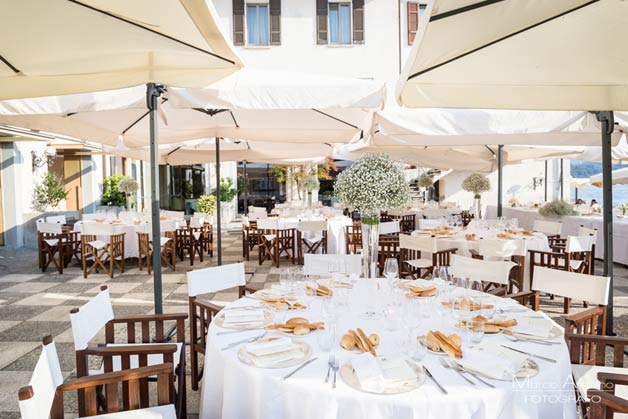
[307,192,312,209]
[473,195,482,219]
[361,210,380,279]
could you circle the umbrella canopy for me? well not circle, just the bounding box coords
[571,178,591,189]
[591,167,628,186]
[0,0,242,100]
[397,0,628,110]
[0,69,384,147]
[375,108,621,146]
[104,139,332,165]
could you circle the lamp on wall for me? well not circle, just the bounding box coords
[31,145,57,171]
[532,176,544,190]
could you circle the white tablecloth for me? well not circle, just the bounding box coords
[199,290,575,419]
[412,228,550,290]
[486,205,628,266]
[274,216,353,255]
[75,220,179,258]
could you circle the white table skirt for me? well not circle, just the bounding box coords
[199,292,576,419]
[75,220,178,258]
[274,216,353,255]
[486,205,628,266]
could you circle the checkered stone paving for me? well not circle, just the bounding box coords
[0,228,627,418]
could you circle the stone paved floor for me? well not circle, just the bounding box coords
[1,232,628,418]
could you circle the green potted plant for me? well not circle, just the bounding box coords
[462,173,491,219]
[101,174,126,208]
[32,172,67,211]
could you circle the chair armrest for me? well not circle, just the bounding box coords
[239,284,261,298]
[564,333,628,346]
[598,372,628,387]
[505,290,537,299]
[527,249,564,258]
[60,363,174,391]
[587,389,628,413]
[565,306,606,323]
[436,247,458,254]
[109,313,188,323]
[193,297,223,315]
[82,343,178,357]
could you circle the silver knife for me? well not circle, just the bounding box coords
[500,345,557,363]
[221,332,266,350]
[422,365,448,394]
[283,357,319,380]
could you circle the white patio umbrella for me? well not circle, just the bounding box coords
[0,0,242,99]
[396,0,627,333]
[591,168,628,187]
[2,0,242,315]
[0,69,385,266]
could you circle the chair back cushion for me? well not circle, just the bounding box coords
[80,222,115,236]
[399,234,437,253]
[257,218,278,230]
[450,254,515,285]
[533,220,562,235]
[45,215,66,224]
[478,239,518,258]
[578,226,598,246]
[566,235,595,253]
[532,266,610,305]
[70,288,115,350]
[379,221,400,235]
[303,254,361,276]
[187,262,246,297]
[299,220,327,233]
[18,339,64,419]
[37,222,63,234]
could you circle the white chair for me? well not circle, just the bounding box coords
[69,286,187,417]
[533,219,562,237]
[18,335,176,419]
[249,206,267,214]
[450,254,515,292]
[477,238,519,259]
[46,214,66,224]
[303,253,362,276]
[80,223,125,278]
[399,234,457,278]
[187,263,249,389]
[578,225,598,272]
[379,220,400,235]
[248,211,268,221]
[297,220,328,263]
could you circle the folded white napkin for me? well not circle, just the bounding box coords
[458,342,528,380]
[513,316,553,338]
[352,353,417,392]
[245,338,303,367]
[222,310,265,325]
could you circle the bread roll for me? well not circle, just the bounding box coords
[286,317,308,324]
[293,325,310,335]
[341,333,356,350]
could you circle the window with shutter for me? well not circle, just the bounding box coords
[269,0,281,45]
[407,1,418,46]
[353,0,364,44]
[316,0,328,45]
[233,0,245,46]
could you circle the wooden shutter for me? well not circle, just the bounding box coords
[407,2,418,45]
[352,0,364,44]
[316,0,328,45]
[269,0,281,45]
[233,0,245,46]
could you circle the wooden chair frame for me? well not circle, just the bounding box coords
[137,231,177,274]
[176,226,204,266]
[345,222,362,255]
[81,233,125,278]
[38,231,68,274]
[242,222,259,260]
[71,287,187,418]
[297,229,327,265]
[258,228,294,267]
[399,244,457,279]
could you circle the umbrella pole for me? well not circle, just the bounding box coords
[216,137,222,265]
[243,160,249,216]
[560,158,564,200]
[147,83,164,314]
[497,145,503,218]
[544,161,548,201]
[596,111,614,335]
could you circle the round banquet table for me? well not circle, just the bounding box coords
[198,286,576,419]
[273,216,354,255]
[412,228,550,291]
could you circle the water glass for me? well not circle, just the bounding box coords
[452,295,471,324]
[469,278,483,296]
[468,319,485,346]
[317,323,335,352]
[383,258,399,286]
[412,338,427,361]
[279,268,290,291]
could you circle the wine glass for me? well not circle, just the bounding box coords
[279,268,290,292]
[383,258,399,287]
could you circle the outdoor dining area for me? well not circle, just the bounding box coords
[3,0,628,418]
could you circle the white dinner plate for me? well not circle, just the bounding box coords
[340,358,425,395]
[215,310,273,330]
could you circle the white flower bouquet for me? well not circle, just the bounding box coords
[334,153,410,223]
[118,176,139,194]
[301,175,320,192]
[462,173,491,199]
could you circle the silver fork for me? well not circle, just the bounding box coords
[503,333,553,346]
[451,362,495,388]
[221,332,267,350]
[332,359,340,388]
[325,354,335,383]
[440,358,475,385]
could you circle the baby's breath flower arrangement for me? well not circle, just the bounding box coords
[118,176,139,209]
[539,200,577,217]
[334,153,410,278]
[301,175,320,192]
[462,173,491,199]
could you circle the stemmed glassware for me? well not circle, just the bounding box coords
[383,258,399,289]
